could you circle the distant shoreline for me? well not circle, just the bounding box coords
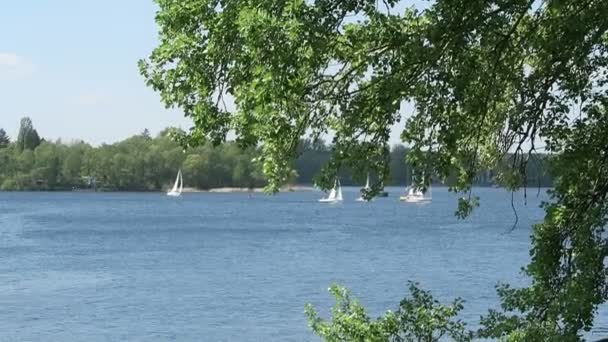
[0,185,553,193]
[0,185,317,193]
[183,185,315,193]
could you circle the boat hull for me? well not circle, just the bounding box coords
[319,198,342,203]
[399,196,430,203]
[167,191,181,197]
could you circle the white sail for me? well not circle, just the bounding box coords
[327,188,337,200]
[400,176,430,203]
[408,187,423,197]
[364,174,370,190]
[167,169,183,197]
[319,177,343,203]
[172,171,180,192]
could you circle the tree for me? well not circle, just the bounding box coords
[0,146,15,188]
[0,128,9,148]
[182,153,207,188]
[306,283,472,342]
[141,128,151,140]
[33,142,62,188]
[62,143,86,186]
[141,0,608,340]
[16,117,41,151]
[389,145,410,186]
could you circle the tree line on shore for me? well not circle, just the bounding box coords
[0,118,553,191]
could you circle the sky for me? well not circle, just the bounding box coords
[0,1,419,146]
[0,0,191,145]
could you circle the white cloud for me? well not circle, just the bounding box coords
[0,52,36,81]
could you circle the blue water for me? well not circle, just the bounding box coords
[0,188,605,341]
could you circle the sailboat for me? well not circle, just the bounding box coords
[356,174,371,202]
[319,178,343,203]
[167,169,183,197]
[399,178,431,203]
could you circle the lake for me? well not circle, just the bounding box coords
[1,188,606,341]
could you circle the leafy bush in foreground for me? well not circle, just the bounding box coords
[306,283,472,342]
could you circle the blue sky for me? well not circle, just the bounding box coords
[0,0,190,144]
[0,1,420,145]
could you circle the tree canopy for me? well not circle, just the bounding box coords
[141,0,608,339]
[0,128,9,148]
[0,126,266,191]
[306,283,472,342]
[6,118,525,191]
[16,117,41,151]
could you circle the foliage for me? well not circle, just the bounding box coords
[0,125,267,191]
[0,124,551,192]
[141,0,608,340]
[16,117,41,151]
[0,128,9,148]
[479,99,608,341]
[306,283,472,342]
